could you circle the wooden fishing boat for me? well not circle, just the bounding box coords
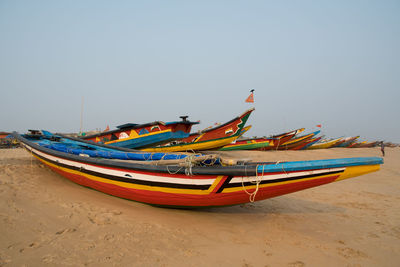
[307,137,343,149]
[254,128,305,151]
[335,136,360,148]
[218,137,274,151]
[0,132,10,139]
[221,128,307,151]
[141,109,254,152]
[356,141,380,148]
[348,141,366,148]
[290,136,322,151]
[270,128,305,139]
[14,131,383,208]
[278,130,320,150]
[298,137,323,150]
[82,117,199,149]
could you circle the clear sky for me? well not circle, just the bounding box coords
[1,1,399,142]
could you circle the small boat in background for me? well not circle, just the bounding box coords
[353,141,380,148]
[278,130,320,150]
[307,137,343,149]
[82,116,199,149]
[254,128,305,151]
[218,136,274,151]
[298,136,323,150]
[334,136,360,148]
[141,109,254,152]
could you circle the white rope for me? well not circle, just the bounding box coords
[241,164,265,202]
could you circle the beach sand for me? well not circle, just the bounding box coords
[1,147,399,266]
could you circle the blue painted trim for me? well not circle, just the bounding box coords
[257,157,383,173]
[109,130,189,149]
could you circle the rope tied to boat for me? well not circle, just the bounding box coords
[275,161,288,176]
[241,164,265,203]
[184,154,196,176]
[165,152,206,176]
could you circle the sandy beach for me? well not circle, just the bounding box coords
[1,147,399,266]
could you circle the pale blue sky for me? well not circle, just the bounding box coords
[1,1,399,142]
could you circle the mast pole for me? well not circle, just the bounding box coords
[80,96,84,135]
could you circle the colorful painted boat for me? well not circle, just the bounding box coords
[218,136,274,151]
[278,130,320,150]
[14,131,383,208]
[348,141,367,148]
[254,128,305,151]
[335,136,360,148]
[355,141,380,148]
[82,117,199,149]
[299,137,323,150]
[141,109,254,152]
[307,137,343,149]
[0,132,10,139]
[269,128,305,139]
[221,128,307,151]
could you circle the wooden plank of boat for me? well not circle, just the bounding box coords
[13,131,384,208]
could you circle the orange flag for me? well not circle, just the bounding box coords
[245,89,255,103]
[316,124,322,128]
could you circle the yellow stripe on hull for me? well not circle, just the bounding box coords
[141,136,240,152]
[334,164,380,181]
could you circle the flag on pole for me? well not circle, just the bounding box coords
[316,124,322,128]
[245,89,255,103]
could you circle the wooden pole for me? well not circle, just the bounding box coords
[80,96,84,135]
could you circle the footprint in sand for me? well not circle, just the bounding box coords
[42,254,56,263]
[337,247,367,259]
[288,261,305,267]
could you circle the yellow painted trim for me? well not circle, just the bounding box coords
[105,129,172,144]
